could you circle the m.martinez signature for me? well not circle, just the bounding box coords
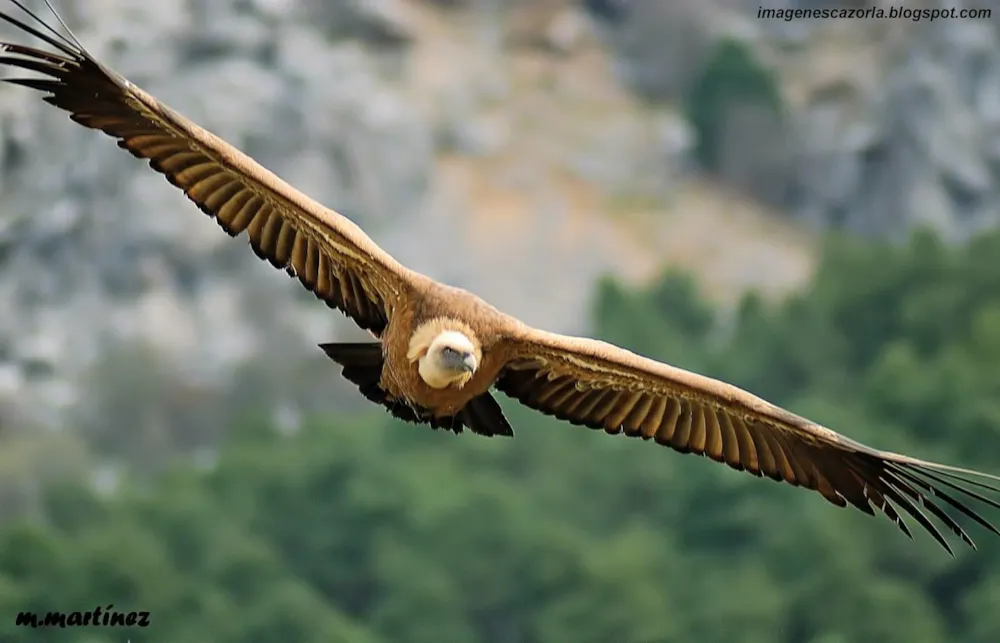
[14,604,151,629]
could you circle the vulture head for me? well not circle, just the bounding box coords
[409,323,480,389]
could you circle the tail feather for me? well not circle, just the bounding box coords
[461,392,515,438]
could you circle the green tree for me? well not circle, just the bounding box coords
[684,38,785,173]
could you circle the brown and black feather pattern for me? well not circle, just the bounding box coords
[0,5,396,337]
[496,349,1000,555]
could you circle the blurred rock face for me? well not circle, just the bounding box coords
[790,4,1000,240]
[600,0,1000,239]
[0,0,434,428]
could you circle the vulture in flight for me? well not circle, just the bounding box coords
[2,0,1000,554]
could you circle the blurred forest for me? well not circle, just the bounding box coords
[4,227,1000,642]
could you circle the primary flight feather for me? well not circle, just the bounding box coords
[3,0,1000,554]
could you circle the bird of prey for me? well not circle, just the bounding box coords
[2,0,999,554]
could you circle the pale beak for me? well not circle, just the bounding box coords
[461,352,477,373]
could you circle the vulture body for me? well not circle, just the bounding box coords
[3,0,1000,554]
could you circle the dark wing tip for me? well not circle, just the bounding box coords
[853,453,1000,554]
[0,0,83,60]
[0,4,97,104]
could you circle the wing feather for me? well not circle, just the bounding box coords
[0,3,425,337]
[496,330,1000,552]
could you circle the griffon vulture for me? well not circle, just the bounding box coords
[2,0,1000,554]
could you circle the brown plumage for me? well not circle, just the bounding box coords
[3,0,1000,554]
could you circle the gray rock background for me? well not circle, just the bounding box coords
[783,0,1000,240]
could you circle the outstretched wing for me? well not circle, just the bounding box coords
[496,327,1000,554]
[0,1,426,337]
